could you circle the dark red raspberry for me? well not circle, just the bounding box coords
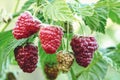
[44,64,59,80]
[39,24,63,54]
[12,11,41,39]
[14,43,38,73]
[70,36,98,67]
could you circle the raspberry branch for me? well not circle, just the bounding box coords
[1,0,20,32]
[13,0,20,13]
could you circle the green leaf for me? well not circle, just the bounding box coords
[38,42,57,69]
[95,0,120,24]
[69,1,108,33]
[0,30,27,73]
[72,52,108,80]
[84,7,108,33]
[20,0,35,12]
[108,0,120,24]
[13,0,36,18]
[69,2,94,17]
[78,6,94,16]
[43,0,74,21]
[106,44,120,71]
[70,67,77,80]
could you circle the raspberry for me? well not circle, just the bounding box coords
[44,64,59,80]
[39,24,63,54]
[14,43,38,73]
[12,11,41,39]
[70,36,98,67]
[57,51,74,72]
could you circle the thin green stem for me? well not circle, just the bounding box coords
[70,67,77,80]
[1,22,10,32]
[79,22,85,36]
[62,23,65,50]
[50,20,53,25]
[33,3,47,17]
[66,22,69,51]
[36,0,40,6]
[13,0,20,13]
[34,0,40,16]
[76,70,84,78]
[62,38,64,50]
[33,8,37,17]
[1,0,20,32]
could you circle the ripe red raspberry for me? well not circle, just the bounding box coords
[39,24,63,54]
[12,11,41,39]
[70,36,98,67]
[14,43,38,73]
[57,51,74,72]
[44,64,59,80]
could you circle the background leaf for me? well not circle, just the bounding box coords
[69,2,94,17]
[72,52,108,80]
[108,0,120,24]
[95,0,120,24]
[43,0,74,21]
[103,44,120,71]
[83,7,108,33]
[20,0,35,12]
[69,1,108,33]
[38,41,58,69]
[13,0,36,18]
[0,30,27,74]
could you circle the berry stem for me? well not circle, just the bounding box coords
[50,20,54,25]
[33,3,47,16]
[79,22,85,36]
[76,69,85,78]
[61,23,64,50]
[62,37,65,51]
[66,22,69,51]
[36,0,40,6]
[61,22,66,50]
[34,0,41,16]
[13,0,20,13]
[70,68,77,80]
[1,22,10,32]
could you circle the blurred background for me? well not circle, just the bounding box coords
[0,0,120,80]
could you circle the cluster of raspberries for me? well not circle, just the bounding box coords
[13,11,63,73]
[13,11,98,74]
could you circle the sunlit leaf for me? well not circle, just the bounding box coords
[43,0,74,21]
[20,0,35,12]
[83,7,108,33]
[0,31,27,73]
[95,0,120,24]
[105,44,120,71]
[108,0,120,24]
